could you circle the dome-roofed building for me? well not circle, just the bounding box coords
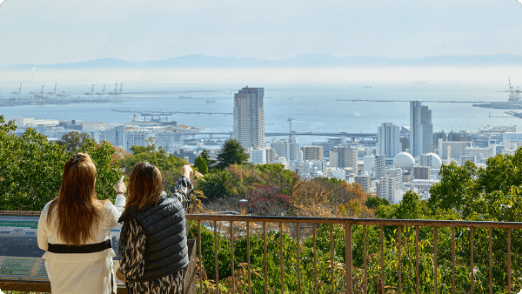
[420,153,442,169]
[393,152,415,170]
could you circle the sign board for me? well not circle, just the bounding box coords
[0,214,122,283]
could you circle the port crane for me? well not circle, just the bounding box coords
[84,84,94,100]
[47,83,57,98]
[96,84,105,99]
[498,78,522,102]
[11,84,22,101]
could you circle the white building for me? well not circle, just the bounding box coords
[270,137,300,161]
[329,145,358,170]
[250,148,267,164]
[378,167,403,204]
[377,122,401,158]
[375,154,385,179]
[363,155,375,174]
[410,101,433,157]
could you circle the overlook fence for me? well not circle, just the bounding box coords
[1,212,522,293]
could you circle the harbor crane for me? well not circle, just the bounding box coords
[498,77,522,102]
[119,83,123,101]
[84,84,94,99]
[11,83,22,100]
[47,83,57,98]
[96,84,105,99]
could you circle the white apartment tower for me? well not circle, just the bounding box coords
[234,86,265,149]
[378,167,403,204]
[377,122,401,158]
[410,101,433,157]
[375,154,385,179]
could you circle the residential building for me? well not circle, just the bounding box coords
[413,166,431,180]
[329,145,358,170]
[301,146,324,161]
[377,122,401,158]
[410,101,433,157]
[375,154,385,179]
[378,167,403,204]
[233,86,265,149]
[355,173,371,193]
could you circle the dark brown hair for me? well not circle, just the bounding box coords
[126,162,163,209]
[47,153,107,246]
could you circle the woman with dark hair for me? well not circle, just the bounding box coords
[37,153,126,294]
[117,163,194,294]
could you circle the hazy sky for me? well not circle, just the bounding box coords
[0,0,521,65]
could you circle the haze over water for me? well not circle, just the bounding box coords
[1,66,522,146]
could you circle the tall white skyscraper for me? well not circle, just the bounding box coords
[410,101,433,157]
[234,86,265,149]
[377,122,401,158]
[378,167,403,204]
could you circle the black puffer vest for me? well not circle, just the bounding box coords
[119,192,189,282]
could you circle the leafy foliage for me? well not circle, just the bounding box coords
[56,131,92,153]
[120,145,188,194]
[216,139,249,169]
[194,156,208,175]
[0,116,122,210]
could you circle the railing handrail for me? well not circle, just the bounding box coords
[2,211,522,229]
[186,214,522,229]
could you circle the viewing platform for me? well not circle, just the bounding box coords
[1,211,521,293]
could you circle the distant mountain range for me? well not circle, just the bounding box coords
[4,54,522,69]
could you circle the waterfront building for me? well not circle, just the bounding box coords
[393,152,415,171]
[410,101,433,157]
[377,122,401,158]
[301,146,324,161]
[233,86,265,149]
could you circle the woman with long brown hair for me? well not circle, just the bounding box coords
[37,153,126,294]
[117,162,194,294]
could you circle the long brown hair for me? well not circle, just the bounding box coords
[126,162,163,209]
[47,153,106,246]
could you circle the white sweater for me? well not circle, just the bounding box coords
[37,194,126,294]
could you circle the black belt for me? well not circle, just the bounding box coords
[47,239,112,254]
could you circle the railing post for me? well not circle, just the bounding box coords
[345,222,352,294]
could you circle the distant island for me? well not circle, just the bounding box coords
[3,54,522,69]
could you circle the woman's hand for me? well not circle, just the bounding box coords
[113,176,126,194]
[181,165,193,178]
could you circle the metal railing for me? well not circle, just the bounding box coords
[1,212,522,293]
[186,214,522,294]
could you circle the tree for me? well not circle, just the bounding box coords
[365,196,390,209]
[57,131,92,153]
[0,116,123,210]
[215,139,249,169]
[120,146,188,194]
[194,156,208,175]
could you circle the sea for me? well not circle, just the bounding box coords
[1,67,521,147]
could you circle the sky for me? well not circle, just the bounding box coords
[0,0,521,65]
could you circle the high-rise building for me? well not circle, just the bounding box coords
[375,154,385,179]
[270,138,300,161]
[377,122,401,158]
[329,145,358,170]
[233,86,265,149]
[410,101,433,157]
[301,146,324,161]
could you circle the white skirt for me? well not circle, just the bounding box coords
[45,257,116,294]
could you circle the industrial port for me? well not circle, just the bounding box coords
[0,83,124,107]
